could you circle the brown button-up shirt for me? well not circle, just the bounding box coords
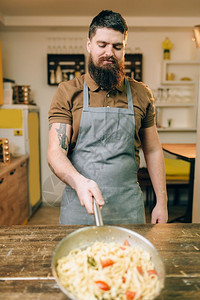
[48,73,156,166]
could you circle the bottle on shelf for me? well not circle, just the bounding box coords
[56,63,62,84]
[62,71,68,81]
[134,69,141,81]
[162,37,173,60]
[131,71,134,79]
[69,70,74,80]
[50,70,56,84]
[164,49,170,60]
[134,47,142,54]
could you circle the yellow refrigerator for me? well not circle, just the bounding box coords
[0,104,42,215]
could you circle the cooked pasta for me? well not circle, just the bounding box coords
[56,240,161,300]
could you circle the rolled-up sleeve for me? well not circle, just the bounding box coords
[141,85,156,128]
[48,82,72,125]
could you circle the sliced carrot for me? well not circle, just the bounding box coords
[123,239,130,246]
[100,258,114,268]
[95,280,110,291]
[120,246,126,250]
[147,269,157,276]
[125,290,136,300]
[136,265,143,275]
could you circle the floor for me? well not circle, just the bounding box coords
[28,206,60,225]
[28,203,186,225]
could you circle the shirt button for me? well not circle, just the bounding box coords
[107,94,110,98]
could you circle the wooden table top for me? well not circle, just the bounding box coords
[162,143,196,160]
[0,224,200,299]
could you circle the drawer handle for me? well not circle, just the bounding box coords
[0,178,4,184]
[10,169,16,176]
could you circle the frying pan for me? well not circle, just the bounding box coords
[52,200,165,299]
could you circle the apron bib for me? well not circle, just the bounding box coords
[60,78,145,224]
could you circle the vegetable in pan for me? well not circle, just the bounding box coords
[56,240,160,300]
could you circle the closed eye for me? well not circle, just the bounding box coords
[113,44,123,50]
[97,42,123,50]
[97,42,107,48]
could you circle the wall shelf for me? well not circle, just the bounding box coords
[125,53,143,81]
[162,80,195,85]
[157,127,196,132]
[155,102,195,108]
[157,60,200,131]
[162,60,200,84]
[47,54,85,86]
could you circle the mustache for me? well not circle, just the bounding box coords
[99,56,117,63]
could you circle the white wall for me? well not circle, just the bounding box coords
[127,30,198,87]
[0,28,198,201]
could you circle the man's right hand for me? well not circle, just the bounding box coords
[75,176,105,214]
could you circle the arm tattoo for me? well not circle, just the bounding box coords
[56,124,69,152]
[49,124,53,130]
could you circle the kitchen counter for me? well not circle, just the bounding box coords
[0,224,200,299]
[0,155,29,225]
[0,155,29,176]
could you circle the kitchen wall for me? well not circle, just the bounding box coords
[0,27,198,203]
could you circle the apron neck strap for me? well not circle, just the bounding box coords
[83,81,89,109]
[125,78,134,111]
[83,78,133,110]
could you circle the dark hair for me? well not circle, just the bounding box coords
[89,10,128,39]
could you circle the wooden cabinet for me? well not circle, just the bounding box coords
[0,155,29,225]
[0,175,8,224]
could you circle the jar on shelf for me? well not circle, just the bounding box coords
[74,65,81,77]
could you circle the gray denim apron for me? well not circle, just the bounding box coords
[60,78,145,225]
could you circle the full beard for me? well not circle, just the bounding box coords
[88,55,125,91]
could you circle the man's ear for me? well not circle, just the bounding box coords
[124,42,127,51]
[87,37,91,53]
[124,34,128,52]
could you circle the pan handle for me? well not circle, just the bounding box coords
[93,198,104,226]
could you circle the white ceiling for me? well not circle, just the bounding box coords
[0,0,200,17]
[0,0,199,31]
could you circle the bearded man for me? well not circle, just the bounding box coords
[48,10,168,225]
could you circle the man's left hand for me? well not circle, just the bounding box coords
[151,203,168,224]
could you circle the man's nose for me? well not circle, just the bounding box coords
[105,45,114,56]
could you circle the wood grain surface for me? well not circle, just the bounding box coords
[162,144,196,160]
[0,224,200,299]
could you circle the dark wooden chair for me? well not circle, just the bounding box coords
[138,158,190,213]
